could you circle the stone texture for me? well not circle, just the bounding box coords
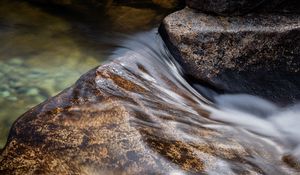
[0,48,298,174]
[186,0,299,15]
[160,8,300,104]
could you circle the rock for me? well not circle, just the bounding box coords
[0,40,298,174]
[152,0,182,9]
[105,0,184,32]
[26,0,183,9]
[27,0,112,6]
[160,8,300,104]
[186,0,299,15]
[105,6,158,32]
[0,91,10,98]
[26,88,40,96]
[23,0,183,33]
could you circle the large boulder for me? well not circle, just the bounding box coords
[0,37,298,174]
[160,8,300,104]
[186,0,299,15]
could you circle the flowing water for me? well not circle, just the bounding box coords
[1,0,300,174]
[109,30,300,174]
[0,0,178,147]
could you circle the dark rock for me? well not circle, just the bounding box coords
[26,0,184,9]
[0,48,297,174]
[24,0,184,33]
[186,0,300,15]
[27,0,112,6]
[152,0,183,9]
[160,8,300,104]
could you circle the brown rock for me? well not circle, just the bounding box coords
[152,0,181,9]
[104,0,184,32]
[24,0,184,33]
[0,48,297,174]
[160,8,300,103]
[26,0,183,9]
[105,6,158,32]
[27,0,112,6]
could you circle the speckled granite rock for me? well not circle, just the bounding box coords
[160,8,300,103]
[186,0,299,15]
[0,47,298,174]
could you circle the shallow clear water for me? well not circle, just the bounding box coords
[0,0,177,147]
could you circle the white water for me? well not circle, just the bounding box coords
[213,94,300,161]
[109,30,300,173]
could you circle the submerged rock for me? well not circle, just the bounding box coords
[0,37,298,174]
[160,8,300,103]
[0,0,102,148]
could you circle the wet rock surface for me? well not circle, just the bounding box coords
[160,8,300,104]
[0,47,299,174]
[186,0,299,15]
[0,0,184,148]
[1,0,300,174]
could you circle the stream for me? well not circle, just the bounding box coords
[110,30,300,174]
[0,0,176,147]
[0,0,299,174]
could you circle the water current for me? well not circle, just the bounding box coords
[104,30,300,174]
[0,0,299,174]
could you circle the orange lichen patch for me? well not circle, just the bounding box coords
[167,144,182,159]
[99,147,108,158]
[0,139,73,174]
[145,136,205,173]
